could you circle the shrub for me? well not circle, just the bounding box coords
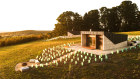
[0,35,44,47]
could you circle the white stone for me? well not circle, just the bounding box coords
[35,60,40,63]
[29,59,36,63]
[20,66,29,72]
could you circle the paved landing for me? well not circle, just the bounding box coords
[66,44,134,55]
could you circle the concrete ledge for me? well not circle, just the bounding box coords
[15,62,40,72]
[66,44,133,55]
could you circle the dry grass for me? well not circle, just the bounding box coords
[115,31,140,35]
[0,37,80,79]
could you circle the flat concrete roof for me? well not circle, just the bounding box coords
[81,31,128,36]
[81,31,104,35]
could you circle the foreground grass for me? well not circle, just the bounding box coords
[0,37,140,79]
[0,37,80,79]
[27,47,140,79]
[115,31,140,35]
[25,47,140,79]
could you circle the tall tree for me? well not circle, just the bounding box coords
[137,11,140,30]
[108,7,121,32]
[118,1,139,31]
[99,7,110,31]
[72,13,83,31]
[54,11,82,35]
[101,7,121,32]
[83,10,100,31]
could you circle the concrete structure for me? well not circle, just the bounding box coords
[67,31,80,36]
[66,44,133,55]
[81,31,128,50]
[15,60,40,72]
[20,66,29,72]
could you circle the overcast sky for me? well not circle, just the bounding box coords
[0,0,139,32]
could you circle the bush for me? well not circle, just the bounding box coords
[0,35,44,47]
[0,32,58,47]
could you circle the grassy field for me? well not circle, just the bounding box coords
[0,37,80,79]
[0,30,51,37]
[0,32,140,79]
[0,30,52,47]
[115,31,140,35]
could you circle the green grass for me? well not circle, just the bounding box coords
[0,37,80,79]
[115,31,140,35]
[1,36,140,79]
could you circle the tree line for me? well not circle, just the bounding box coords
[53,1,140,36]
[0,33,54,47]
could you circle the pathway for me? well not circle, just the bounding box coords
[66,45,134,55]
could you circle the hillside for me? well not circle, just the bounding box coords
[0,31,140,79]
[0,36,140,79]
[115,31,140,35]
[0,37,81,79]
[0,30,51,37]
[0,30,52,47]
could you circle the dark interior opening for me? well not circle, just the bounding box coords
[96,35,103,50]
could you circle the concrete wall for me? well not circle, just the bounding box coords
[67,32,74,36]
[81,34,87,46]
[63,35,80,38]
[81,31,104,35]
[81,31,128,50]
[103,35,127,50]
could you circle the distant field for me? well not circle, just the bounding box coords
[0,30,51,37]
[0,30,52,47]
[115,31,140,35]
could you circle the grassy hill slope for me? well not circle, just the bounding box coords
[115,31,140,35]
[0,30,52,47]
[0,37,80,79]
[0,31,140,79]
[0,30,51,37]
